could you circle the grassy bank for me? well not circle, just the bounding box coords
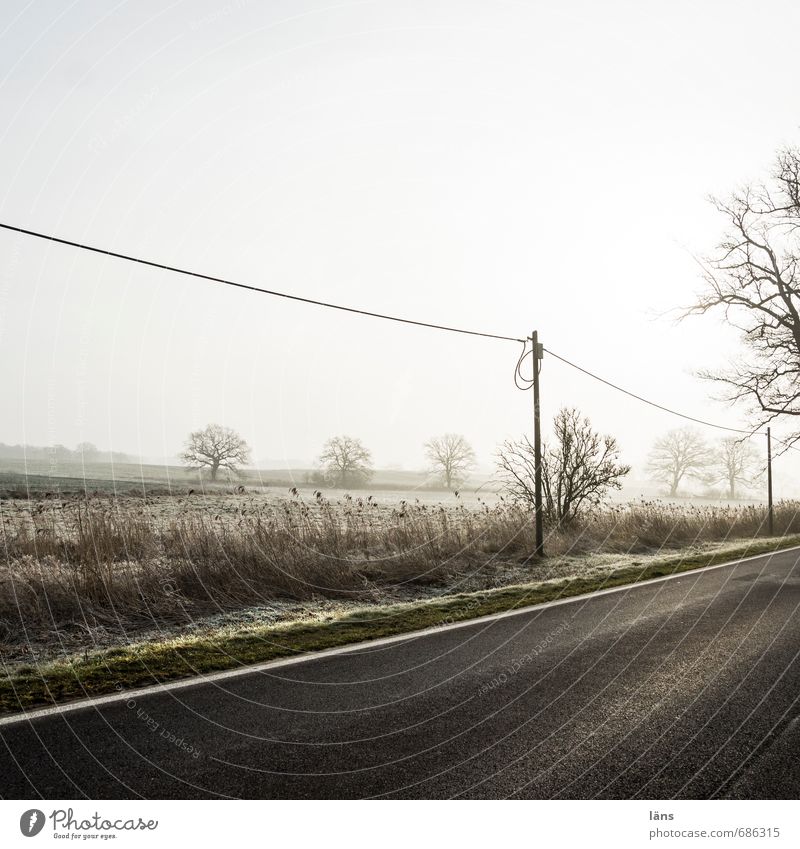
[2,534,798,715]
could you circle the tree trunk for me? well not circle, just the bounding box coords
[210,461,219,481]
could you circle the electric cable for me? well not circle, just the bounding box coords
[0,222,525,343]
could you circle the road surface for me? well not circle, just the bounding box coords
[2,547,800,799]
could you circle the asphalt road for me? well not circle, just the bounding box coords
[2,548,800,799]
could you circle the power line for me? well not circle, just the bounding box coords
[545,345,800,454]
[514,339,535,390]
[3,219,798,453]
[0,222,525,344]
[544,346,756,435]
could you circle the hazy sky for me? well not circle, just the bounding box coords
[2,0,800,488]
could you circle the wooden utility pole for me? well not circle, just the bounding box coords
[767,427,774,536]
[532,330,544,556]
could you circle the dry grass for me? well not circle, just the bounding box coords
[2,492,799,644]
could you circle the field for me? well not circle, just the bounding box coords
[0,457,498,499]
[2,459,798,701]
[1,472,798,646]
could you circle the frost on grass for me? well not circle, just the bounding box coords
[1,491,798,667]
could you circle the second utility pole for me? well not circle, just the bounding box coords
[532,330,544,556]
[767,427,774,536]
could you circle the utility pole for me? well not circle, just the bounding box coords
[767,427,774,536]
[532,330,544,556]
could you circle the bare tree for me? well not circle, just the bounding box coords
[75,441,99,461]
[646,428,711,497]
[424,433,476,489]
[319,435,373,488]
[180,424,251,481]
[711,437,761,500]
[688,147,800,445]
[497,408,630,525]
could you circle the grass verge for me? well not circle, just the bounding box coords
[2,534,799,715]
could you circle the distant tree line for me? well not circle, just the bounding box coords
[646,428,761,499]
[178,425,478,490]
[304,433,477,489]
[0,442,134,463]
[177,417,762,506]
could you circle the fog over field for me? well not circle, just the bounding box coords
[3,0,800,499]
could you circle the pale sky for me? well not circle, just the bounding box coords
[1,0,800,490]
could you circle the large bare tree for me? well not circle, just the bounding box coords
[689,147,800,445]
[711,437,761,500]
[497,407,630,525]
[424,433,476,489]
[646,428,710,497]
[180,424,251,481]
[318,435,373,488]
